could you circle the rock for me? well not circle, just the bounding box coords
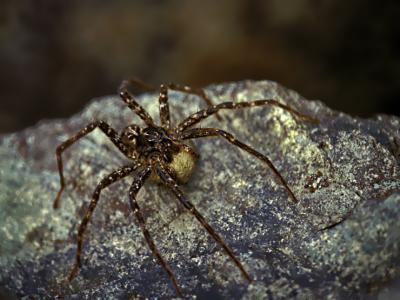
[0,80,399,299]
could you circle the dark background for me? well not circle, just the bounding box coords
[1,0,399,133]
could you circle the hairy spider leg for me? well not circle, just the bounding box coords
[120,79,222,121]
[180,128,299,203]
[119,78,155,93]
[177,99,319,132]
[163,82,223,121]
[118,79,172,128]
[155,163,252,282]
[118,89,155,127]
[128,165,182,297]
[68,164,139,281]
[159,84,171,129]
[53,120,129,209]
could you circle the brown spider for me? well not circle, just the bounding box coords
[53,79,318,296]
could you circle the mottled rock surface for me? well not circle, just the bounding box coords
[0,81,399,299]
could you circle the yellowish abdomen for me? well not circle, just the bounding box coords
[149,144,198,183]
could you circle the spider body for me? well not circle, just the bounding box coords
[121,123,198,183]
[53,79,318,297]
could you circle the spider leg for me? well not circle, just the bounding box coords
[118,83,155,127]
[159,84,171,129]
[158,82,225,129]
[53,120,129,209]
[161,82,222,121]
[119,78,155,92]
[128,164,182,296]
[68,164,139,281]
[177,99,319,132]
[120,79,222,122]
[119,79,171,128]
[180,128,299,203]
[155,162,252,283]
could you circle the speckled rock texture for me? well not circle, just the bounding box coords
[0,81,399,299]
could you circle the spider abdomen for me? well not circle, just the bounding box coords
[149,144,198,183]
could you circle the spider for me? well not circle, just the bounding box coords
[53,79,318,296]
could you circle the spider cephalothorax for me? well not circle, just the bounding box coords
[53,79,318,296]
[137,127,177,160]
[129,124,198,183]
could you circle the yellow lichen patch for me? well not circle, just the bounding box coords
[267,106,328,169]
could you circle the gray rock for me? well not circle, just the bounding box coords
[0,80,399,299]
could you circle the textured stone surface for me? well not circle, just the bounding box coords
[0,81,399,299]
